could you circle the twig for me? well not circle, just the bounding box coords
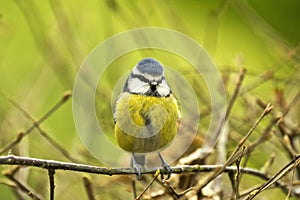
[238,185,266,199]
[1,90,77,162]
[285,166,295,200]
[234,146,245,199]
[135,170,160,200]
[178,67,247,165]
[0,91,71,155]
[282,91,300,117]
[0,155,298,197]
[36,128,79,163]
[261,91,300,177]
[48,169,55,200]
[0,180,26,200]
[196,103,272,190]
[228,171,236,199]
[245,155,300,200]
[274,130,296,158]
[237,103,273,149]
[243,113,280,159]
[3,168,43,200]
[240,70,275,95]
[226,67,247,121]
[82,176,96,200]
[0,155,269,177]
[0,132,24,155]
[0,155,277,177]
[164,181,194,198]
[132,179,137,199]
[213,67,247,145]
[261,153,275,175]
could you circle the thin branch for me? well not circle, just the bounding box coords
[3,168,43,200]
[82,177,96,200]
[225,67,247,121]
[228,171,236,199]
[165,181,194,198]
[1,90,78,162]
[0,155,299,197]
[282,91,300,117]
[245,155,300,200]
[261,153,275,175]
[48,169,55,200]
[136,170,160,200]
[132,179,137,199]
[274,130,297,158]
[238,103,273,148]
[246,118,281,158]
[213,67,247,146]
[0,91,71,155]
[196,103,272,191]
[0,180,26,200]
[285,166,295,200]
[36,128,79,163]
[0,132,24,155]
[0,155,273,177]
[234,146,245,199]
[178,67,247,165]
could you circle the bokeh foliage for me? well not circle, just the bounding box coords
[0,0,299,199]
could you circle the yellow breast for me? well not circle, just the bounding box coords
[114,93,180,153]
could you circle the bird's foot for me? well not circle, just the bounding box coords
[132,162,143,180]
[158,152,172,180]
[131,153,144,180]
[161,163,172,180]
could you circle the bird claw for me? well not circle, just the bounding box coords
[131,153,144,180]
[161,164,172,180]
[133,163,143,180]
[158,152,172,180]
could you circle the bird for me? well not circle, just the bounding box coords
[114,58,181,179]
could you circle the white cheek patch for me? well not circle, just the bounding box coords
[157,87,170,96]
[156,80,171,96]
[127,77,150,93]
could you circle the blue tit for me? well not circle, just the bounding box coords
[114,58,181,179]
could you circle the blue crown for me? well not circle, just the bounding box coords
[136,58,164,76]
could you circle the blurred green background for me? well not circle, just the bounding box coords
[0,0,299,199]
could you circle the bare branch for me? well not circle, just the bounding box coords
[245,155,300,200]
[2,90,78,163]
[1,155,299,197]
[82,176,96,200]
[234,146,245,199]
[225,67,247,121]
[48,169,55,200]
[136,170,160,200]
[196,103,272,191]
[0,91,71,155]
[0,155,273,177]
[2,167,43,200]
[178,67,247,165]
